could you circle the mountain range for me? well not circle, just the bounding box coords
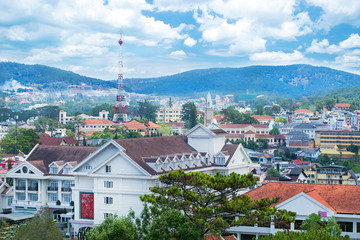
[1,62,360,97]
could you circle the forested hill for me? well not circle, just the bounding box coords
[1,62,360,97]
[0,62,116,90]
[124,65,360,96]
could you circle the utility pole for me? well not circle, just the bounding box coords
[14,115,18,160]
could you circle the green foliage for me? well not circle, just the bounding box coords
[141,169,295,237]
[267,168,280,177]
[1,128,39,154]
[90,103,114,119]
[275,117,288,124]
[269,127,280,135]
[138,100,159,122]
[14,208,63,240]
[301,213,342,237]
[33,116,48,134]
[258,230,349,240]
[256,105,264,115]
[181,102,198,129]
[346,144,359,158]
[318,154,332,166]
[221,107,259,124]
[124,131,143,139]
[230,139,259,150]
[258,138,269,149]
[87,213,138,240]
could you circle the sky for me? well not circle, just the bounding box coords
[1,0,360,80]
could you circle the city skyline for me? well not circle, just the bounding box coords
[1,0,360,80]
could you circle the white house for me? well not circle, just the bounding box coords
[229,182,360,240]
[69,124,253,234]
[6,145,98,223]
[0,180,13,214]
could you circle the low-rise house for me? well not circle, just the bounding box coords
[285,131,311,149]
[229,182,360,240]
[0,179,13,214]
[251,115,275,125]
[122,120,161,136]
[59,110,109,125]
[290,159,311,168]
[333,103,350,111]
[221,124,274,144]
[165,122,186,135]
[265,168,307,183]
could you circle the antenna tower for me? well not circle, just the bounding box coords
[113,31,128,123]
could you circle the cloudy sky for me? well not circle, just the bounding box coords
[1,0,360,80]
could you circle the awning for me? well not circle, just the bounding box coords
[0,212,35,221]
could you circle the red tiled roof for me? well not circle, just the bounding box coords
[122,120,147,130]
[84,119,114,125]
[292,159,311,165]
[219,124,268,128]
[251,115,273,120]
[246,182,360,214]
[146,121,161,128]
[245,130,256,134]
[295,109,313,114]
[334,103,350,108]
[214,114,225,122]
[273,134,286,139]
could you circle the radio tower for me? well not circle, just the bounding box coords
[113,32,128,123]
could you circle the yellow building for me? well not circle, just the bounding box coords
[304,164,357,185]
[315,130,360,148]
[156,106,182,123]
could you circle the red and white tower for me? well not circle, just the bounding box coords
[113,32,128,123]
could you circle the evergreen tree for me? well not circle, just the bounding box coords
[181,102,197,129]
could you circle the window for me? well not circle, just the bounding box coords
[50,181,58,188]
[104,197,113,204]
[63,195,71,203]
[8,196,13,206]
[105,165,111,173]
[104,213,113,219]
[338,222,353,232]
[104,181,113,188]
[17,193,25,201]
[84,164,92,170]
[50,165,58,174]
[49,193,58,202]
[155,180,160,187]
[29,193,38,201]
[22,166,28,173]
[63,166,71,174]
[216,156,225,165]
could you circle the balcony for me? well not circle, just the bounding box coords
[48,186,58,191]
[61,187,71,192]
[16,186,26,190]
[28,186,38,191]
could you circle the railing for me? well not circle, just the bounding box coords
[15,186,26,190]
[61,187,71,192]
[48,186,58,191]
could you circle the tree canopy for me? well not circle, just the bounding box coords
[181,102,198,129]
[141,169,295,237]
[1,128,39,154]
[221,107,259,124]
[138,100,159,122]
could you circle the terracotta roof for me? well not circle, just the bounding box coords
[251,115,273,120]
[146,121,161,128]
[273,134,286,139]
[226,134,244,139]
[114,136,197,175]
[214,114,225,122]
[122,120,147,130]
[245,130,255,134]
[292,159,311,165]
[295,109,313,114]
[39,134,77,146]
[165,122,185,127]
[26,145,98,175]
[219,124,268,129]
[334,103,350,108]
[83,119,114,125]
[211,129,227,134]
[246,182,360,214]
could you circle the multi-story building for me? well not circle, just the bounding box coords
[165,122,186,135]
[122,120,161,136]
[80,119,115,133]
[7,145,98,221]
[251,115,275,125]
[68,124,253,234]
[155,106,182,123]
[345,113,360,130]
[304,164,357,185]
[59,110,109,125]
[285,131,311,149]
[315,130,360,148]
[280,123,329,140]
[220,124,274,144]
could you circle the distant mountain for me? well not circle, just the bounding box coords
[1,62,360,97]
[0,62,116,91]
[124,65,360,97]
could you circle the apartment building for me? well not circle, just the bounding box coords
[304,164,357,185]
[155,106,182,123]
[219,124,274,144]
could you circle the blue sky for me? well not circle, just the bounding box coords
[1,0,360,80]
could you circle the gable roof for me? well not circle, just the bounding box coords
[334,103,350,108]
[114,136,197,175]
[26,145,98,175]
[251,115,273,120]
[39,134,77,146]
[122,120,147,130]
[83,119,115,125]
[295,109,313,114]
[246,182,360,214]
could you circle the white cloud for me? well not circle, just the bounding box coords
[184,37,197,47]
[339,34,360,49]
[335,55,360,67]
[306,39,341,54]
[170,50,186,57]
[249,50,306,63]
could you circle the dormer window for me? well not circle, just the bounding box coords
[50,165,58,174]
[63,165,71,174]
[216,156,225,165]
[84,164,92,170]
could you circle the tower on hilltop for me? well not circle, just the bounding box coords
[112,32,128,123]
[204,92,214,126]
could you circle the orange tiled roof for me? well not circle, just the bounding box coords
[334,103,350,108]
[251,115,273,120]
[218,124,268,128]
[246,182,360,214]
[146,121,161,128]
[122,120,147,130]
[84,119,114,125]
[295,109,313,114]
